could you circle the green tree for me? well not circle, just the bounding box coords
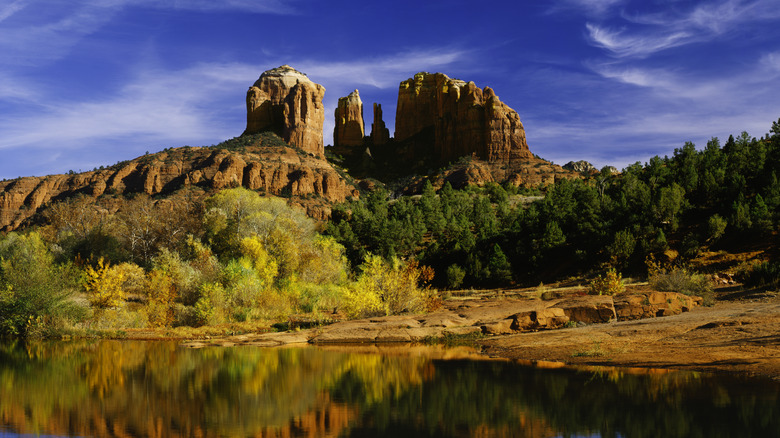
[0,233,85,338]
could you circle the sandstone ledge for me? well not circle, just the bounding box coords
[182,291,700,348]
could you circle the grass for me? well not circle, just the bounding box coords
[571,340,605,357]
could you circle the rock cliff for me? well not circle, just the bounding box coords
[245,65,326,157]
[0,133,358,231]
[333,90,364,147]
[394,72,533,163]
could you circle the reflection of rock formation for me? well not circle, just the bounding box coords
[333,90,364,147]
[245,65,326,157]
[371,103,390,146]
[395,72,533,163]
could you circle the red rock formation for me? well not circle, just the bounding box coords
[333,90,364,147]
[0,137,359,232]
[394,72,532,163]
[245,65,326,157]
[371,103,390,146]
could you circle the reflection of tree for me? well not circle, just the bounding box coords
[0,342,778,438]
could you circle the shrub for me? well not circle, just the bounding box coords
[83,258,126,309]
[650,268,712,296]
[342,255,438,318]
[741,261,780,290]
[0,232,86,338]
[446,264,466,289]
[589,268,624,296]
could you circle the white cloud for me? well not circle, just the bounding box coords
[583,0,780,59]
[0,0,300,67]
[585,23,691,58]
[761,52,780,72]
[0,0,28,23]
[547,0,625,18]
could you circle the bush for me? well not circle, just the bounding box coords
[741,261,780,290]
[0,232,86,338]
[342,255,438,318]
[650,268,712,296]
[589,268,624,296]
[446,264,466,289]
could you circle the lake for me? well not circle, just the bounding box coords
[0,340,778,437]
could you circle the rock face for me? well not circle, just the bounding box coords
[245,65,326,157]
[333,90,364,147]
[394,72,533,163]
[563,160,597,173]
[370,103,390,146]
[0,135,359,232]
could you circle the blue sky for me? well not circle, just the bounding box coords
[1,0,779,179]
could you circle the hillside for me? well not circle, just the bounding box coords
[0,132,359,232]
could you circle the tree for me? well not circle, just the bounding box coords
[0,232,85,337]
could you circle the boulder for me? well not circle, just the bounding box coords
[614,292,702,320]
[563,160,597,173]
[554,295,616,324]
[333,90,364,147]
[394,72,533,164]
[245,65,326,157]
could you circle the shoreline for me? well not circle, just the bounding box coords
[177,290,780,381]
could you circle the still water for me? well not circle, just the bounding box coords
[0,340,778,438]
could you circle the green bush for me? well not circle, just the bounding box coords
[741,261,780,290]
[650,268,712,296]
[0,232,86,338]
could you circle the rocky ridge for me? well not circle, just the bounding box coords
[183,291,701,347]
[0,133,358,231]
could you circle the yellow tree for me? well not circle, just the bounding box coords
[83,258,126,309]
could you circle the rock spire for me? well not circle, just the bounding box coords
[371,103,390,146]
[333,89,364,147]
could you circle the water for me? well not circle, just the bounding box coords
[0,340,777,437]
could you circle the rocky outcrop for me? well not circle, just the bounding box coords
[614,292,702,320]
[183,291,702,347]
[245,65,326,157]
[394,72,533,164]
[0,135,359,232]
[333,90,364,147]
[563,160,597,174]
[370,103,390,146]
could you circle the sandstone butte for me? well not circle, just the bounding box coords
[0,65,573,231]
[245,65,326,157]
[394,72,534,164]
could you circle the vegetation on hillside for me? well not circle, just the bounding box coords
[1,119,779,339]
[0,188,436,338]
[326,120,780,286]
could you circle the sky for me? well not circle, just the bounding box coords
[1,0,779,179]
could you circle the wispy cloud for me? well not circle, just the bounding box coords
[585,23,691,58]
[0,0,28,23]
[547,0,625,18]
[585,0,780,58]
[0,0,300,67]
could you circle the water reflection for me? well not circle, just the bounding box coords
[0,340,777,437]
